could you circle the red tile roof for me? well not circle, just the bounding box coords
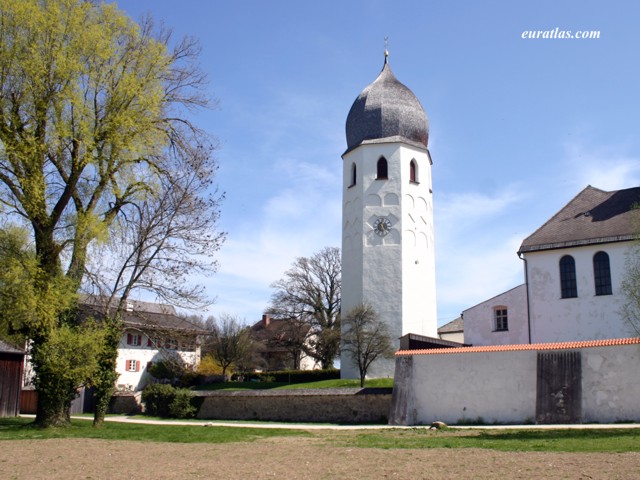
[396,337,640,356]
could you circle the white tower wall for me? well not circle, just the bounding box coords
[341,142,437,378]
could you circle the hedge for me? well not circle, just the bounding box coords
[241,369,340,384]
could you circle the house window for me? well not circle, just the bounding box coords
[126,333,142,346]
[126,360,140,372]
[560,255,578,298]
[593,251,612,296]
[410,159,418,183]
[376,157,388,179]
[494,307,508,331]
[349,163,356,187]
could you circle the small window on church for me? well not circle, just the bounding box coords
[494,307,508,331]
[376,157,388,180]
[349,163,356,187]
[410,160,418,183]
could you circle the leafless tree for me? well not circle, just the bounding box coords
[204,314,254,380]
[82,142,224,425]
[341,304,395,387]
[268,247,341,369]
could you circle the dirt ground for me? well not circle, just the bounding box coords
[1,436,640,480]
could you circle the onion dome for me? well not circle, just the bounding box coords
[345,54,429,153]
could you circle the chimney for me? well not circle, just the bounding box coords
[262,314,270,327]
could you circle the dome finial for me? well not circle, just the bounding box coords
[384,36,389,64]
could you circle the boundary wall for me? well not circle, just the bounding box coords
[390,338,640,425]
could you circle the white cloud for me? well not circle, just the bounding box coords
[562,142,640,191]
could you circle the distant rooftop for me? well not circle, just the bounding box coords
[438,317,464,334]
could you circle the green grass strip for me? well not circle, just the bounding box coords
[340,427,640,453]
[0,417,308,444]
[195,378,393,391]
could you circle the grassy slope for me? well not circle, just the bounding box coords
[195,378,394,391]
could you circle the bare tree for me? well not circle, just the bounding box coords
[621,245,640,335]
[341,304,395,387]
[83,145,224,425]
[268,247,341,369]
[204,314,254,380]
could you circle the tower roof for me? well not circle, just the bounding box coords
[345,55,429,154]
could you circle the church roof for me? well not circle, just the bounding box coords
[519,185,640,254]
[344,55,429,154]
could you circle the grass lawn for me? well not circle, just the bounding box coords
[336,427,640,453]
[2,417,639,453]
[195,378,394,391]
[0,417,308,443]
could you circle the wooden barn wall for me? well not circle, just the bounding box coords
[0,353,24,417]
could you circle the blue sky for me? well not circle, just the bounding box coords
[114,0,640,326]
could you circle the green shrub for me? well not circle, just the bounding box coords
[142,383,176,417]
[142,384,200,418]
[168,388,197,418]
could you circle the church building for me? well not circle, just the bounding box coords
[340,52,438,378]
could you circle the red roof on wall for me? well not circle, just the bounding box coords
[396,337,640,356]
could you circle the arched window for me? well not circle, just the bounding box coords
[559,255,577,298]
[349,163,356,187]
[593,251,612,296]
[410,159,418,183]
[376,157,388,179]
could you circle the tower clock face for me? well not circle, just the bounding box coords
[373,217,392,236]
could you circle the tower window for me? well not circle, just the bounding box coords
[410,160,418,183]
[560,255,577,298]
[376,157,388,180]
[349,163,356,187]
[593,251,612,296]
[494,307,508,331]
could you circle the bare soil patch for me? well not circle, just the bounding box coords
[2,435,640,480]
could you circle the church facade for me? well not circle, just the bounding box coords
[341,54,437,378]
[463,185,640,346]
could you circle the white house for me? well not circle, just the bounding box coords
[80,298,207,391]
[464,185,640,346]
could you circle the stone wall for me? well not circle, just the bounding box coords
[109,392,142,414]
[107,388,393,424]
[197,388,392,424]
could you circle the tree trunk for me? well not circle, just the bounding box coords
[35,398,71,428]
[33,359,76,428]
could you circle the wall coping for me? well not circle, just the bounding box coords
[396,337,640,356]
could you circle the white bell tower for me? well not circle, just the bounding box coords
[341,53,437,378]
